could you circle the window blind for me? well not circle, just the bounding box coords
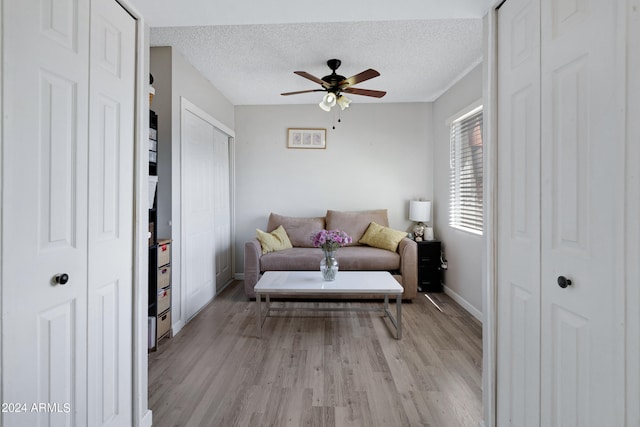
[449,106,483,234]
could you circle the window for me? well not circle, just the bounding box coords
[449,105,483,234]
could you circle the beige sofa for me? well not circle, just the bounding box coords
[243,210,418,300]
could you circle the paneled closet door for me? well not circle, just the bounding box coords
[497,0,626,424]
[496,0,542,425]
[1,0,136,425]
[539,0,623,424]
[2,0,91,424]
[87,0,136,425]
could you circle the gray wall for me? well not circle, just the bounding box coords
[433,63,483,318]
[150,46,235,331]
[234,103,433,270]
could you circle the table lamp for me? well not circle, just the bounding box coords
[409,200,432,241]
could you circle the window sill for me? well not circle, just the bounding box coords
[450,224,483,236]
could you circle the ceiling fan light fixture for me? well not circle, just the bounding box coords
[337,95,351,110]
[319,92,337,111]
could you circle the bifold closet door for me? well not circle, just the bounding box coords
[87,0,136,424]
[1,0,136,425]
[497,0,626,424]
[2,0,91,423]
[539,0,623,424]
[496,0,542,424]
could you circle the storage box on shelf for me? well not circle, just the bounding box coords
[148,238,172,350]
[157,288,171,313]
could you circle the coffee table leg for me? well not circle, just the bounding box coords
[396,294,402,340]
[256,293,262,338]
[383,294,402,340]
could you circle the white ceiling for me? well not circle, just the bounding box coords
[129,0,493,106]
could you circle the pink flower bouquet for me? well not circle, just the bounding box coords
[311,229,352,252]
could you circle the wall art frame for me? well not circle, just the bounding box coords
[287,128,327,149]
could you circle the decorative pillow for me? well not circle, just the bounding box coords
[325,209,389,246]
[267,213,325,247]
[359,221,408,252]
[256,225,293,254]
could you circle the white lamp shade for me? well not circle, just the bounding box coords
[409,200,431,222]
[337,95,351,110]
[319,92,337,111]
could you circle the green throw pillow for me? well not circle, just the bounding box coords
[359,221,407,252]
[256,225,293,254]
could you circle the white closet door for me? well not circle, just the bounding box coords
[496,0,542,424]
[87,0,136,425]
[182,105,217,320]
[539,0,623,424]
[2,0,136,426]
[2,0,91,424]
[497,0,625,424]
[212,130,233,290]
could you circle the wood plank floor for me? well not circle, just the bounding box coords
[148,281,483,427]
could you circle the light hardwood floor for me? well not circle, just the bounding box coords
[148,281,482,426]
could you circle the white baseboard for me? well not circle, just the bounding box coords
[443,285,483,323]
[234,272,244,280]
[139,409,153,427]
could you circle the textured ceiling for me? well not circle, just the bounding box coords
[130,0,491,106]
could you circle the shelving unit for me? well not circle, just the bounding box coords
[148,110,171,351]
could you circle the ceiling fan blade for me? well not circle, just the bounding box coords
[281,89,325,96]
[343,87,387,98]
[339,69,380,87]
[294,71,330,88]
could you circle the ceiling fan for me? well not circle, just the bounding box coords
[281,59,386,111]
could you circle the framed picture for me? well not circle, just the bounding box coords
[287,128,326,149]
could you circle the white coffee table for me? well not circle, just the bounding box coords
[254,271,404,339]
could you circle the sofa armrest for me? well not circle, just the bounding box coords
[398,237,417,299]
[244,239,262,298]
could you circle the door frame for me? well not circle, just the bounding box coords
[113,0,152,426]
[481,2,501,427]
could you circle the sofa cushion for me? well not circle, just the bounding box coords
[256,225,293,254]
[259,246,400,272]
[260,247,323,271]
[267,213,325,248]
[325,209,389,246]
[335,246,400,270]
[359,221,408,252]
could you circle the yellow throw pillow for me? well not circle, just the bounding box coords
[256,225,293,254]
[359,222,408,252]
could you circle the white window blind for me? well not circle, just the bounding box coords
[449,106,483,234]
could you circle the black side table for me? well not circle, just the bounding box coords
[417,240,442,292]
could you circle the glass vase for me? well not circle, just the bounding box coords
[320,249,339,281]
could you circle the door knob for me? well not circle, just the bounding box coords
[54,273,69,285]
[557,276,572,288]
